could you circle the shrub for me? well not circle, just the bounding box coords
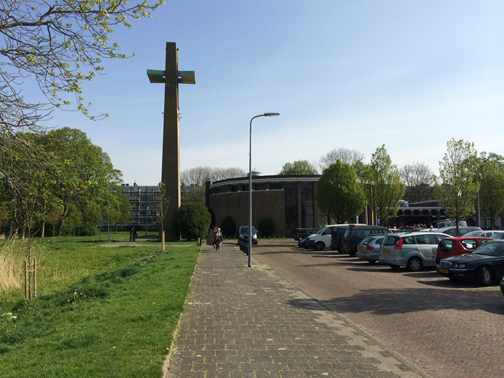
[258,218,275,237]
[172,202,211,241]
[220,215,236,237]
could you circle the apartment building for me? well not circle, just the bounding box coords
[122,183,160,231]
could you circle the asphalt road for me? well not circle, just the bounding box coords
[250,240,504,378]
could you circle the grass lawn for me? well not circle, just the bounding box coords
[0,234,200,377]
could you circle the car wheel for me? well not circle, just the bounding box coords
[476,266,492,286]
[315,242,325,251]
[407,257,423,272]
[368,260,376,264]
[389,264,401,270]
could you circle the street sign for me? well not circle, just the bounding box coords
[99,217,103,223]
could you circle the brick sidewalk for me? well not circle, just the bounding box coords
[164,242,429,378]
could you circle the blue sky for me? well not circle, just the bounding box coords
[48,1,504,185]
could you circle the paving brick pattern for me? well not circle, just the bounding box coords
[165,243,427,378]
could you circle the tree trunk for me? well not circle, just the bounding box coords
[57,219,64,236]
[39,220,45,238]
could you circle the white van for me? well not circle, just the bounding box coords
[305,224,348,251]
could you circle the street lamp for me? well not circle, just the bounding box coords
[248,112,280,267]
[107,204,111,241]
[477,163,487,228]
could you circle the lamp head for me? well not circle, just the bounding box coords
[264,112,280,117]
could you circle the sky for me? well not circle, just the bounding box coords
[44,1,504,185]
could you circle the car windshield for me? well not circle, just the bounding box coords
[473,242,504,256]
[240,227,256,234]
[315,227,326,235]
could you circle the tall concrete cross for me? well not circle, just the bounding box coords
[147,42,195,241]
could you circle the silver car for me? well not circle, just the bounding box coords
[379,232,450,271]
[356,235,387,263]
[464,230,504,240]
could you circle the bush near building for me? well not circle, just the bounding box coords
[220,215,237,238]
[172,202,211,241]
[258,218,275,237]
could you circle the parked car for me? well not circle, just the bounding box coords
[355,235,387,263]
[238,225,258,245]
[435,237,492,264]
[434,226,482,237]
[305,224,347,251]
[293,228,319,241]
[500,276,504,296]
[298,237,309,248]
[330,225,356,252]
[437,241,504,285]
[379,232,450,271]
[463,230,504,239]
[341,225,392,257]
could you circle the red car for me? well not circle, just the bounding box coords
[436,237,492,264]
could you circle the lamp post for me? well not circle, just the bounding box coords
[107,204,111,241]
[248,112,280,267]
[477,163,487,228]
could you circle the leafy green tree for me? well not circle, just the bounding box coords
[478,153,504,229]
[433,139,479,236]
[258,218,275,237]
[65,205,83,237]
[368,145,406,226]
[0,0,163,132]
[220,215,237,238]
[316,161,368,224]
[40,128,122,235]
[46,206,65,237]
[82,202,101,239]
[172,203,211,241]
[279,160,318,175]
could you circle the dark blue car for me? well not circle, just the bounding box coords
[437,240,504,286]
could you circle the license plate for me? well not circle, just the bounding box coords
[359,246,364,251]
[383,250,390,254]
[440,268,449,274]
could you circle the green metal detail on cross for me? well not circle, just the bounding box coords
[147,69,195,84]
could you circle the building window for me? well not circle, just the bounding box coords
[242,184,249,191]
[269,183,282,190]
[231,185,238,192]
[255,183,266,191]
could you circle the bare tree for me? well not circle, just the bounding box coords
[180,166,246,186]
[400,162,435,203]
[319,148,365,171]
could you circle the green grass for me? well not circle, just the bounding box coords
[0,236,200,377]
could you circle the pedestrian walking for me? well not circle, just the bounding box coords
[207,226,217,248]
[214,228,224,252]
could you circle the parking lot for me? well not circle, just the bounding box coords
[250,240,504,378]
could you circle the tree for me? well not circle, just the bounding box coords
[0,0,163,136]
[316,161,368,224]
[181,167,246,186]
[46,206,64,237]
[433,139,479,236]
[368,145,406,226]
[477,154,504,229]
[220,215,236,238]
[172,202,211,241]
[258,218,275,238]
[278,160,318,175]
[82,201,101,239]
[40,127,122,235]
[400,162,435,203]
[154,183,170,238]
[319,148,365,171]
[66,205,83,237]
